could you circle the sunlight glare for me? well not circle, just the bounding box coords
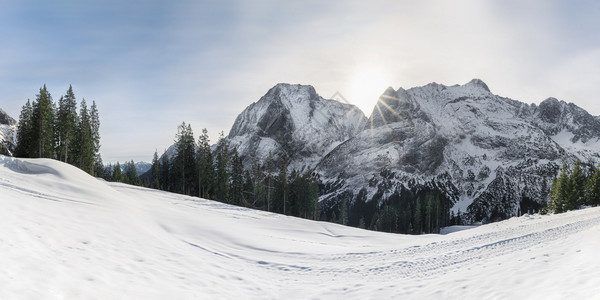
[346,65,392,116]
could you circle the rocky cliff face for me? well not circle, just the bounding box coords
[315,79,599,223]
[227,83,367,171]
[0,109,17,155]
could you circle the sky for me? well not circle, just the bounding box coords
[1,0,599,163]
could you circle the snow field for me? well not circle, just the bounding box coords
[1,156,599,299]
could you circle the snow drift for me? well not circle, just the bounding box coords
[1,155,599,299]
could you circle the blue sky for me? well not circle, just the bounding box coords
[1,0,599,163]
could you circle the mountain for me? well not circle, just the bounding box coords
[2,155,599,298]
[315,79,600,223]
[134,161,152,176]
[227,83,367,171]
[0,108,17,155]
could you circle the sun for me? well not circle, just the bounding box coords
[346,65,393,115]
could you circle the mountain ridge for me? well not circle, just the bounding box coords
[315,79,599,223]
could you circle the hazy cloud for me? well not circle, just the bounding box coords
[1,0,599,162]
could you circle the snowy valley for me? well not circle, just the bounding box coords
[1,155,599,299]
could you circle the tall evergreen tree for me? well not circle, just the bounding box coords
[93,154,104,178]
[242,170,254,207]
[265,152,275,212]
[584,166,600,206]
[274,154,289,214]
[15,100,34,157]
[113,162,123,182]
[230,148,244,206]
[151,150,161,189]
[414,197,423,234]
[160,149,170,191]
[31,85,55,158]
[425,193,434,233]
[172,122,196,195]
[549,164,570,213]
[568,159,585,209]
[305,170,319,220]
[55,85,78,163]
[90,101,101,173]
[250,154,265,208]
[74,99,94,173]
[103,163,114,181]
[123,160,141,185]
[197,128,215,199]
[214,131,230,203]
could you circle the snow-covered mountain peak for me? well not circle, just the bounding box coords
[228,83,367,170]
[267,83,318,102]
[465,78,491,92]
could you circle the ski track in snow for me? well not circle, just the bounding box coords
[115,184,600,294]
[170,193,600,282]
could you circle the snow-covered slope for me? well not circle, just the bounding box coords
[0,108,17,155]
[228,83,367,170]
[316,79,599,222]
[2,156,600,299]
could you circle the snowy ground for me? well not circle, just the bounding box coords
[1,156,599,299]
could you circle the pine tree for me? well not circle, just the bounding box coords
[358,217,366,229]
[123,160,141,185]
[103,163,113,181]
[414,197,422,234]
[113,162,123,182]
[585,166,600,206]
[288,169,300,216]
[243,170,254,207]
[151,150,161,189]
[250,154,265,208]
[93,154,104,177]
[160,149,170,191]
[549,177,560,213]
[90,101,101,173]
[568,159,585,209]
[15,100,34,157]
[425,193,434,233]
[274,154,288,214]
[31,85,55,158]
[197,128,215,199]
[265,152,275,211]
[172,122,196,195]
[73,99,94,173]
[230,148,244,206]
[55,85,78,163]
[306,170,319,220]
[549,164,570,213]
[215,131,230,203]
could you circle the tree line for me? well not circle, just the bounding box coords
[322,186,455,234]
[547,159,600,213]
[99,160,141,186]
[14,85,102,175]
[141,122,320,220]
